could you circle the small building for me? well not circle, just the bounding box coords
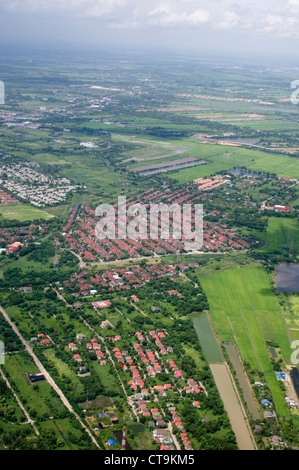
[101,320,112,329]
[41,338,50,346]
[254,382,264,387]
[276,372,286,381]
[6,242,24,255]
[261,399,272,407]
[29,373,45,382]
[107,439,117,446]
[93,300,111,308]
[76,334,86,342]
[264,410,276,419]
[73,354,82,363]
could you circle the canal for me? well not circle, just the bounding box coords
[225,344,261,421]
[191,312,223,363]
[192,311,256,450]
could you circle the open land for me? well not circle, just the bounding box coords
[0,50,298,452]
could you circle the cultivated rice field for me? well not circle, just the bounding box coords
[262,217,299,255]
[199,265,291,416]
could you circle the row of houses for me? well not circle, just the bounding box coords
[63,263,188,297]
[61,191,252,262]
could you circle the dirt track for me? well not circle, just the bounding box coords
[0,305,100,449]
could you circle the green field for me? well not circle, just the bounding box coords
[0,204,55,222]
[170,143,299,183]
[199,265,291,416]
[112,134,192,165]
[262,217,299,255]
[2,352,66,418]
[223,120,299,132]
[43,349,84,395]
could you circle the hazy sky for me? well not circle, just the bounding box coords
[1,0,299,57]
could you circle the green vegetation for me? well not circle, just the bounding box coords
[262,217,299,255]
[199,265,291,416]
[0,49,298,450]
[0,204,54,222]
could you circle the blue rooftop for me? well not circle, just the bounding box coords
[277,372,286,379]
[261,399,271,405]
[108,439,117,446]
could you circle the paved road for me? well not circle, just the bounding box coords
[0,305,100,449]
[89,250,226,268]
[70,250,86,269]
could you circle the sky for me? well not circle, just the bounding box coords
[1,0,299,58]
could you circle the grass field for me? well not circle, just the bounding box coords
[223,120,299,132]
[0,204,54,222]
[3,351,66,418]
[43,349,85,396]
[199,265,291,416]
[170,142,299,183]
[282,295,299,332]
[112,134,192,164]
[262,217,299,255]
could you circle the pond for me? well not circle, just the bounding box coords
[274,263,299,293]
[191,312,223,363]
[290,367,299,400]
[229,168,264,178]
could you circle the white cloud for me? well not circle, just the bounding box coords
[148,3,209,26]
[84,1,127,18]
[218,11,240,29]
[188,9,210,24]
[3,0,128,15]
[1,0,299,42]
